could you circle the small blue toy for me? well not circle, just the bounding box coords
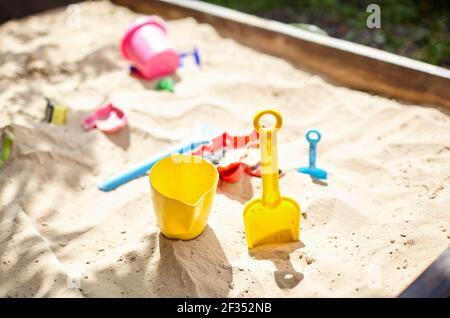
[298,130,327,180]
[178,46,201,68]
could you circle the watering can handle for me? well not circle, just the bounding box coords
[253,109,282,207]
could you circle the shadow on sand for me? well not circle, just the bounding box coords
[249,241,305,289]
[84,226,233,297]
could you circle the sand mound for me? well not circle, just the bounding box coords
[0,204,82,297]
[0,1,449,297]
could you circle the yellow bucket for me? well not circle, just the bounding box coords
[149,154,219,240]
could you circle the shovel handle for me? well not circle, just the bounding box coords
[253,109,282,207]
[306,130,321,168]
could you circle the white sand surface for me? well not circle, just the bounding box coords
[0,1,449,297]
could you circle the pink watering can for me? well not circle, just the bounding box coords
[120,16,179,80]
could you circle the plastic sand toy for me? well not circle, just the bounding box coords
[44,98,68,125]
[178,46,201,68]
[97,125,220,192]
[96,127,261,191]
[1,129,14,166]
[121,16,179,80]
[122,17,202,81]
[243,109,301,249]
[83,103,127,134]
[155,77,175,92]
[149,154,219,240]
[191,130,259,183]
[298,130,327,180]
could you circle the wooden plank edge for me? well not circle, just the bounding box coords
[399,247,450,298]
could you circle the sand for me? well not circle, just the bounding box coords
[0,1,449,297]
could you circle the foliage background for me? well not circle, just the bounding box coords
[201,0,450,69]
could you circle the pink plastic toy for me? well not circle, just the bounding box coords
[83,103,127,134]
[120,16,179,80]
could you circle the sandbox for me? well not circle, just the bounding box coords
[0,0,449,297]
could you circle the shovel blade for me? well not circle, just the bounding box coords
[298,167,327,180]
[243,197,300,249]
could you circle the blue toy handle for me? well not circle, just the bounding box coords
[306,130,321,168]
[309,143,317,168]
[97,139,209,192]
[192,46,201,66]
[306,130,321,143]
[178,46,201,68]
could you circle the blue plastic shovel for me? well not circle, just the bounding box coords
[298,130,327,180]
[97,124,219,192]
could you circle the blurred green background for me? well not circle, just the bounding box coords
[201,0,450,69]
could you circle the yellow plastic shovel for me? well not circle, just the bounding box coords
[243,109,301,248]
